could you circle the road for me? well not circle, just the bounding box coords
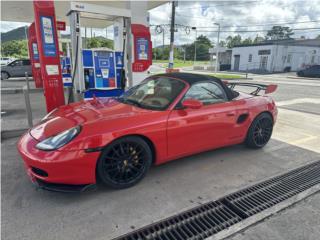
[1,72,320,240]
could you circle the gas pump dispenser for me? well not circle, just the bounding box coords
[81,48,124,98]
[28,22,43,88]
[67,2,152,101]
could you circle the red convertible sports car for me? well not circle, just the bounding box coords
[17,73,277,191]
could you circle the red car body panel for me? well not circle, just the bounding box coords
[17,76,277,186]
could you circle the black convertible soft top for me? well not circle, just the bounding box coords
[154,72,236,100]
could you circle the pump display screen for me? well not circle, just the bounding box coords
[99,59,110,68]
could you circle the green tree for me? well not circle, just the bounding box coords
[1,40,28,57]
[242,37,253,45]
[219,40,226,47]
[86,37,113,49]
[253,35,264,43]
[266,26,294,40]
[226,35,242,48]
[184,35,213,61]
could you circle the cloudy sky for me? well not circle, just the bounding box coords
[1,0,320,47]
[150,0,320,46]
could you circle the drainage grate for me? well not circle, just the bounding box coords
[114,161,320,240]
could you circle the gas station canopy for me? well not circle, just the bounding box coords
[1,1,165,27]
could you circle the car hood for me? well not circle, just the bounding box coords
[30,98,152,141]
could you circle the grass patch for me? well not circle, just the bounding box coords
[153,60,209,68]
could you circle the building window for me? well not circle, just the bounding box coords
[248,54,252,62]
[287,54,292,63]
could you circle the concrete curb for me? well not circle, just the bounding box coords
[1,88,43,94]
[1,129,28,140]
[287,76,320,80]
[206,184,320,240]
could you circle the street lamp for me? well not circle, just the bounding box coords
[192,27,197,66]
[214,23,220,73]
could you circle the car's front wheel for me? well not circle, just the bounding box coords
[1,71,9,80]
[97,136,152,189]
[245,113,273,148]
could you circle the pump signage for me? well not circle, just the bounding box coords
[32,43,39,60]
[28,22,43,88]
[33,0,65,112]
[40,16,57,57]
[56,21,66,31]
[136,37,149,60]
[131,24,152,72]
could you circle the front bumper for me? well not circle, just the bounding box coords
[17,132,101,187]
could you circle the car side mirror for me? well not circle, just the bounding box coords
[182,99,203,109]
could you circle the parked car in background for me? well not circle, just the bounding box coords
[297,65,320,78]
[1,59,32,80]
[0,57,15,65]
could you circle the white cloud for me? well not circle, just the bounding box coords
[150,0,320,47]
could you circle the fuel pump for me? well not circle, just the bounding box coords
[67,2,152,101]
[60,55,72,87]
[81,48,124,98]
[28,22,43,88]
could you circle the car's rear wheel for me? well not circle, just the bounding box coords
[1,71,9,80]
[245,113,273,148]
[97,136,152,189]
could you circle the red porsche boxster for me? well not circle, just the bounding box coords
[17,73,277,191]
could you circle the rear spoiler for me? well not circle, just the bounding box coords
[224,81,277,95]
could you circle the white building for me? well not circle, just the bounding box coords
[231,39,320,72]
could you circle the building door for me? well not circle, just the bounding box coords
[234,55,240,71]
[260,56,268,71]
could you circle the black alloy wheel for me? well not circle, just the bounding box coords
[97,136,152,189]
[245,113,273,148]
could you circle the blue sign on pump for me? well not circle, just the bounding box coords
[136,37,149,60]
[40,16,57,57]
[32,43,39,60]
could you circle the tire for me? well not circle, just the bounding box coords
[96,136,152,189]
[299,71,304,77]
[1,71,9,80]
[245,112,273,149]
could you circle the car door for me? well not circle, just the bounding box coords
[167,81,238,159]
[8,60,24,77]
[22,60,32,77]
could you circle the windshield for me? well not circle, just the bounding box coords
[117,77,186,110]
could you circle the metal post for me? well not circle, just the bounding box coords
[24,26,29,58]
[23,72,33,127]
[214,23,220,73]
[84,27,87,48]
[126,17,133,88]
[162,29,165,52]
[194,29,197,65]
[168,1,176,69]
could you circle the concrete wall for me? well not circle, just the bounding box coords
[231,44,320,72]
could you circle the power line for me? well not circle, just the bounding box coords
[195,20,320,28]
[197,27,320,33]
[176,1,259,10]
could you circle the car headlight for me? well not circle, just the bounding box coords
[36,126,81,151]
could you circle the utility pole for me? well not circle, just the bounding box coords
[168,1,176,69]
[214,23,220,73]
[162,29,165,52]
[192,27,197,66]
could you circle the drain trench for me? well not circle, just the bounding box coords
[114,161,320,240]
